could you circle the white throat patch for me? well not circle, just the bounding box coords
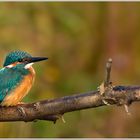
[24,63,34,69]
[6,64,15,68]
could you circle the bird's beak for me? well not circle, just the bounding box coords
[29,57,48,63]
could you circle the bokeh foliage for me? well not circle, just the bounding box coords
[0,2,140,137]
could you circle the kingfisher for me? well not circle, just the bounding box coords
[0,50,48,106]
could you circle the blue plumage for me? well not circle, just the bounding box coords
[0,50,47,106]
[0,64,29,102]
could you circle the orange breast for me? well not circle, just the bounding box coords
[1,67,35,106]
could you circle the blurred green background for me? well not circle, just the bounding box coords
[0,2,140,138]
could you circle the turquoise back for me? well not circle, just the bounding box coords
[0,64,30,102]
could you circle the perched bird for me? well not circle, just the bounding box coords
[0,50,48,106]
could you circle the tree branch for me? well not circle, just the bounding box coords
[0,59,140,123]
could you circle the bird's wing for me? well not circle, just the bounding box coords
[0,68,22,102]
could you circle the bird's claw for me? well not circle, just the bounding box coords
[33,102,40,111]
[17,106,26,118]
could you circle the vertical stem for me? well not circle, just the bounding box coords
[105,58,112,86]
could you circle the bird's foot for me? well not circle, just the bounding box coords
[17,106,27,118]
[33,102,40,111]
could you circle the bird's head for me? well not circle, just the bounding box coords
[3,51,48,69]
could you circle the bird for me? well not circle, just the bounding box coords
[0,50,48,107]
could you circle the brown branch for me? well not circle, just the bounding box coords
[0,59,140,123]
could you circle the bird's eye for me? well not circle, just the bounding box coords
[18,59,23,62]
[18,58,29,63]
[22,58,29,63]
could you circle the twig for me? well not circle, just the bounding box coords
[105,58,112,86]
